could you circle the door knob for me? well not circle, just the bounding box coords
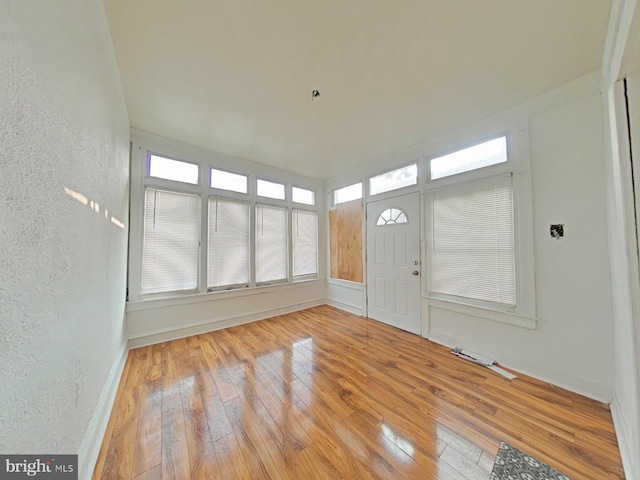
[412,270,419,276]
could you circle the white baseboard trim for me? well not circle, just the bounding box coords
[77,341,129,480]
[325,298,364,316]
[428,331,612,403]
[128,298,325,349]
[610,392,638,480]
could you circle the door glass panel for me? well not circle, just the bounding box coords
[376,208,408,226]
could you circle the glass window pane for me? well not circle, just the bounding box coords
[376,208,408,226]
[256,205,287,283]
[149,154,199,184]
[208,198,250,288]
[211,168,247,193]
[370,164,417,196]
[430,136,507,180]
[334,182,362,204]
[142,189,199,294]
[293,210,318,277]
[292,186,315,205]
[257,179,285,200]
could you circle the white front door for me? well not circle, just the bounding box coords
[366,192,421,335]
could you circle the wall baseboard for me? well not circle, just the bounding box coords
[128,299,325,349]
[611,392,638,480]
[77,342,129,480]
[428,331,612,403]
[325,298,364,316]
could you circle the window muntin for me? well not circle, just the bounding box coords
[292,187,315,205]
[211,168,248,194]
[255,205,288,283]
[369,164,418,196]
[376,208,408,226]
[334,182,362,204]
[149,154,199,185]
[293,210,318,277]
[257,179,286,200]
[428,175,516,307]
[208,198,250,289]
[141,188,199,295]
[429,136,507,180]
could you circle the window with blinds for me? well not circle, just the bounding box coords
[428,175,516,307]
[142,188,200,295]
[256,204,288,284]
[208,198,250,289]
[292,210,318,277]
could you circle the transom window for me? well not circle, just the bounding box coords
[376,208,408,226]
[334,182,362,205]
[369,164,417,196]
[292,186,315,205]
[257,179,285,200]
[211,168,247,194]
[148,154,199,185]
[429,136,507,180]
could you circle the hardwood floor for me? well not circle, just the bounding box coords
[93,306,625,479]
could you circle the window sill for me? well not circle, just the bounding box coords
[427,297,537,330]
[127,278,324,312]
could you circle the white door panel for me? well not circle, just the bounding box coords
[366,192,421,335]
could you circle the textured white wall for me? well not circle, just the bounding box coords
[0,0,129,465]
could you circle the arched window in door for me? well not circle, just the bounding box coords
[376,208,408,226]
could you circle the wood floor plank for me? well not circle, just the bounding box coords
[100,385,141,480]
[93,306,625,479]
[131,381,162,477]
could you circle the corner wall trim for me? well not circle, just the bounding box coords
[611,392,637,480]
[77,341,129,480]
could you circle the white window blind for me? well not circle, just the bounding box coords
[429,175,516,307]
[208,198,250,289]
[255,205,287,283]
[142,188,199,295]
[292,210,318,277]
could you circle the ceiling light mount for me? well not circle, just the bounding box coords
[311,89,320,100]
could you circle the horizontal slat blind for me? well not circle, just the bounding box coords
[208,198,250,288]
[429,175,516,306]
[256,204,287,283]
[142,188,199,295]
[293,210,318,277]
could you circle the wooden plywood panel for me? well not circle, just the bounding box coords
[329,200,363,283]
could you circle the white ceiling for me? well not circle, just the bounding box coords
[103,0,612,180]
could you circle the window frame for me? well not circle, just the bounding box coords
[128,133,322,302]
[424,131,536,319]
